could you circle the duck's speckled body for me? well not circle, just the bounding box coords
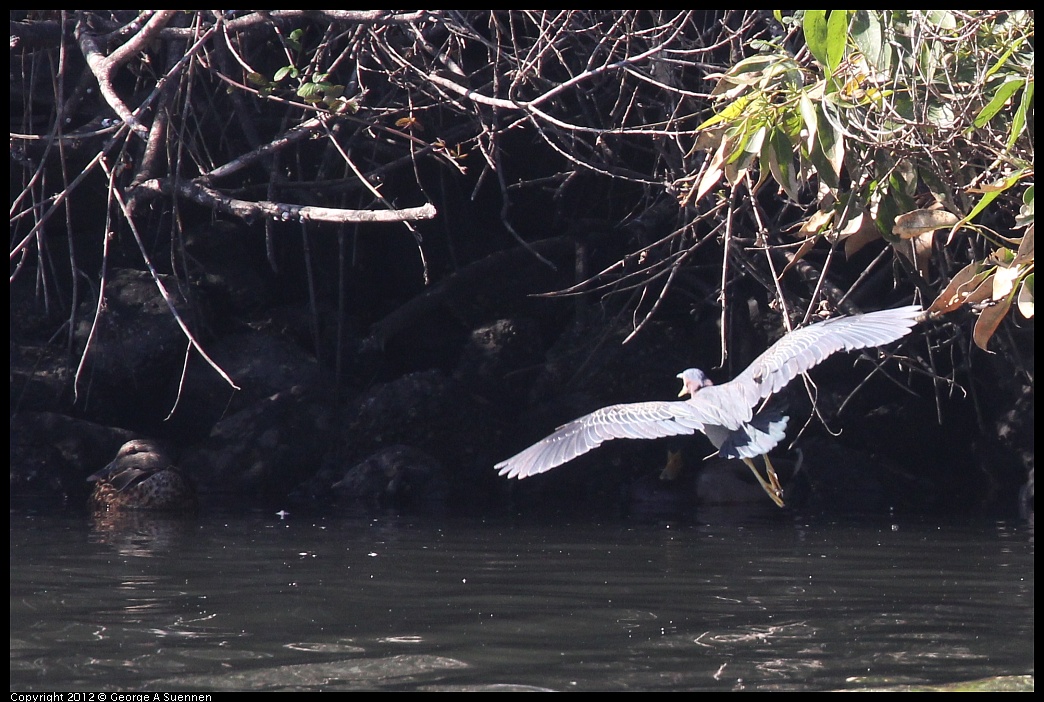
[88,439,197,512]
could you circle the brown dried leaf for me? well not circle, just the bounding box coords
[693,139,727,204]
[838,208,866,238]
[963,273,998,306]
[892,232,934,278]
[843,217,882,258]
[688,126,724,156]
[1016,276,1034,319]
[780,237,818,278]
[893,208,960,239]
[1011,223,1034,267]
[973,294,1014,351]
[796,208,835,238]
[929,261,986,314]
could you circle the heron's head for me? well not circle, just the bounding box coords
[676,368,713,398]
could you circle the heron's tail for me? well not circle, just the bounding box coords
[716,405,788,460]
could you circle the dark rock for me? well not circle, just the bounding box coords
[182,384,333,498]
[329,445,449,511]
[70,268,196,428]
[453,318,543,408]
[182,220,272,317]
[163,331,321,437]
[341,369,493,476]
[9,412,135,507]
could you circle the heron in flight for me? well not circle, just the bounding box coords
[495,305,921,507]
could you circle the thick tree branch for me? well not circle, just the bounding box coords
[134,178,437,225]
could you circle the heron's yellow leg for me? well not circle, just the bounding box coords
[762,453,784,501]
[741,456,785,508]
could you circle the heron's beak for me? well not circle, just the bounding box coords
[678,376,709,397]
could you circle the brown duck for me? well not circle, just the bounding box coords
[88,439,198,512]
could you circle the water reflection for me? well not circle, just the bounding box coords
[88,510,200,557]
[10,511,1034,691]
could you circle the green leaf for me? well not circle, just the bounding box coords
[297,82,323,101]
[763,127,800,200]
[808,103,843,189]
[1017,272,1034,318]
[728,54,780,78]
[851,11,890,74]
[726,123,766,165]
[958,170,1027,229]
[274,65,297,82]
[974,78,1025,128]
[926,102,957,129]
[287,28,304,52]
[824,10,849,74]
[874,190,903,240]
[1015,184,1034,228]
[925,10,956,30]
[892,158,919,198]
[798,91,818,153]
[804,11,849,73]
[982,36,1024,82]
[246,72,270,88]
[1008,79,1033,150]
[329,96,360,115]
[803,11,829,68]
[697,92,758,130]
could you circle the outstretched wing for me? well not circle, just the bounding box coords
[495,305,921,480]
[495,401,708,479]
[716,305,922,421]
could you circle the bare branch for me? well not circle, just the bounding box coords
[134,178,437,225]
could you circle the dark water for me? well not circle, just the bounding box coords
[10,507,1033,691]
